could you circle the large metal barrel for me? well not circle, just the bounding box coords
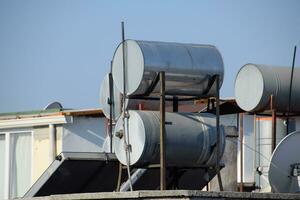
[112,40,224,96]
[235,64,300,112]
[113,110,225,167]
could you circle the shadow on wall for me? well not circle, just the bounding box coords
[62,116,106,152]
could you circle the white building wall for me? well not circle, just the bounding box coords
[0,114,107,199]
[237,114,255,184]
[61,116,106,153]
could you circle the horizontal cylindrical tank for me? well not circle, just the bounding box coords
[99,74,194,120]
[112,40,224,96]
[235,64,300,112]
[113,110,225,167]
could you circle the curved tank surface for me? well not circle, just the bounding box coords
[99,74,161,120]
[113,110,225,167]
[99,74,123,120]
[235,64,300,112]
[112,40,224,96]
[269,130,300,193]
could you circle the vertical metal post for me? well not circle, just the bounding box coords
[271,111,276,151]
[116,163,123,191]
[173,96,178,112]
[270,95,276,152]
[207,98,211,112]
[215,75,223,191]
[121,21,126,105]
[160,71,166,190]
[138,103,144,110]
[239,113,244,192]
[108,72,113,153]
[287,46,297,134]
[121,21,133,191]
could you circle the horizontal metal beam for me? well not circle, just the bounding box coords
[0,115,72,129]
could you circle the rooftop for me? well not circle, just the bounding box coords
[0,108,104,121]
[21,190,300,200]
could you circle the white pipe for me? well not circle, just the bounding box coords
[49,124,56,163]
[120,169,147,192]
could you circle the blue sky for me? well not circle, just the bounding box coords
[0,0,299,112]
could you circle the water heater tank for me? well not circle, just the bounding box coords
[113,110,225,167]
[112,40,224,96]
[235,64,300,112]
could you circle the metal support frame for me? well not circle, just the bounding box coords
[287,46,297,134]
[114,22,223,191]
[173,96,178,112]
[239,113,244,192]
[108,72,114,153]
[206,98,211,112]
[159,72,167,190]
[253,114,257,181]
[114,73,223,191]
[121,21,133,191]
[116,163,123,191]
[215,75,224,191]
[270,95,277,152]
[129,74,222,191]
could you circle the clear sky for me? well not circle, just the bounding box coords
[0,0,299,113]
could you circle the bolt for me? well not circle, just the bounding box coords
[115,129,124,139]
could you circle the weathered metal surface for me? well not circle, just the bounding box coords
[113,111,225,167]
[112,40,224,96]
[159,72,166,190]
[99,73,122,120]
[235,64,300,112]
[269,130,300,193]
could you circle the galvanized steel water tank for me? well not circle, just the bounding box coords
[113,110,225,167]
[112,40,224,96]
[235,64,300,112]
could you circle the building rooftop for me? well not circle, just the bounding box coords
[0,108,104,120]
[20,190,300,200]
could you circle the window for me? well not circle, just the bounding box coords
[0,131,33,199]
[10,132,32,197]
